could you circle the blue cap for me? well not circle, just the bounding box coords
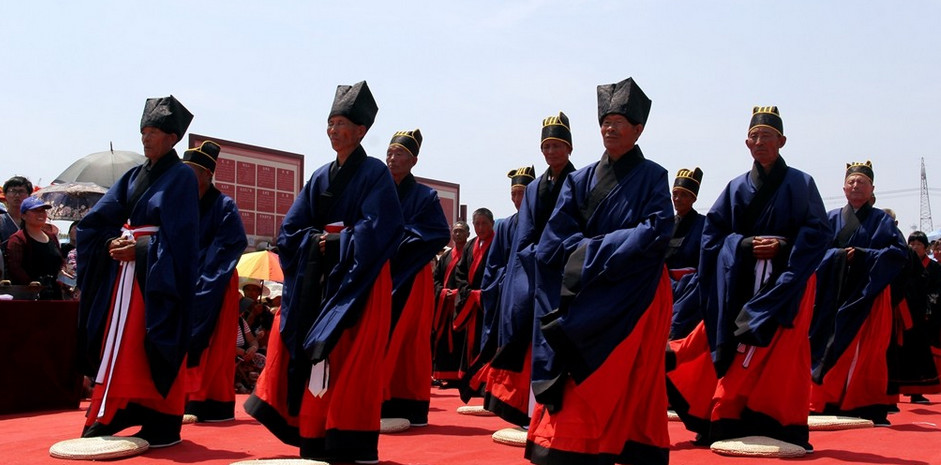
[20,196,52,214]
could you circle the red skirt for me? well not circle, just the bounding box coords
[485,347,532,427]
[810,287,895,413]
[248,263,391,462]
[382,265,434,424]
[526,269,672,465]
[85,270,186,428]
[184,273,240,418]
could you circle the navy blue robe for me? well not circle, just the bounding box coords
[488,163,576,372]
[532,147,673,401]
[276,145,404,363]
[701,157,831,376]
[667,210,706,340]
[479,213,520,356]
[188,187,247,364]
[390,174,450,327]
[77,150,200,395]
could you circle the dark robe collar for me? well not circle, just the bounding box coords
[396,172,417,201]
[749,154,788,190]
[608,145,645,181]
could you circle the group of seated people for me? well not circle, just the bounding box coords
[235,279,280,393]
[0,176,79,300]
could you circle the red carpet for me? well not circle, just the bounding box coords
[1,389,939,464]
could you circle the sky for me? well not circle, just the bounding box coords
[2,1,940,235]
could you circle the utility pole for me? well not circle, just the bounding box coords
[920,157,934,232]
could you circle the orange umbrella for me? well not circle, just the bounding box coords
[236,250,284,282]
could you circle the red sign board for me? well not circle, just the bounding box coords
[189,134,304,250]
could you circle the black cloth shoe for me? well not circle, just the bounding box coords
[132,428,182,448]
[910,394,930,404]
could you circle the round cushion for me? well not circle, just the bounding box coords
[808,415,874,431]
[710,436,806,458]
[49,436,149,460]
[492,427,527,447]
[456,405,495,416]
[667,409,680,422]
[182,414,198,424]
[230,460,329,465]
[380,418,410,434]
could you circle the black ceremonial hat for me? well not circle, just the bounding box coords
[597,77,651,125]
[140,95,193,140]
[183,140,221,174]
[673,167,704,198]
[542,111,573,148]
[749,106,784,136]
[845,160,874,183]
[329,81,378,130]
[508,165,536,187]
[389,129,423,157]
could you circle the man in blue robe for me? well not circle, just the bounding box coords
[465,166,535,409]
[667,167,706,340]
[182,141,248,422]
[245,81,404,464]
[526,77,673,465]
[480,112,577,427]
[809,160,907,425]
[77,95,199,447]
[382,129,450,425]
[667,106,831,452]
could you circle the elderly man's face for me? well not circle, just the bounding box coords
[472,214,494,237]
[843,174,874,209]
[386,145,417,183]
[451,224,469,244]
[541,139,572,174]
[672,188,696,217]
[141,127,179,161]
[600,114,644,157]
[745,127,786,170]
[511,185,526,211]
[327,116,366,155]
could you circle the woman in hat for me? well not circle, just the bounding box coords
[5,196,64,299]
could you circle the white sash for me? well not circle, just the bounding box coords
[94,225,159,418]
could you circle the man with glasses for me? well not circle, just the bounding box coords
[2,177,33,241]
[1,176,33,279]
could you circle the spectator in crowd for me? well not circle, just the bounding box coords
[5,197,64,299]
[76,95,197,448]
[808,161,907,425]
[240,280,273,351]
[235,314,264,394]
[2,176,32,238]
[432,220,470,388]
[1,177,32,267]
